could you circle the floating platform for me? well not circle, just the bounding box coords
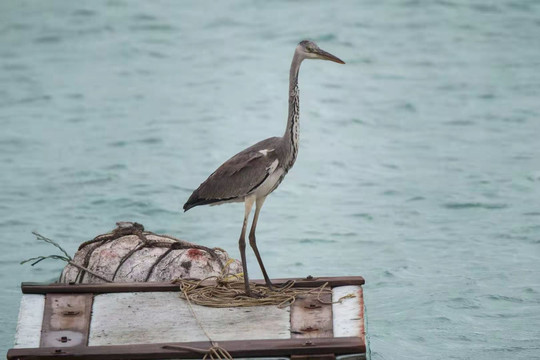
[8,276,366,360]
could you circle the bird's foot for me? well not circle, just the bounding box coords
[266,279,294,293]
[278,279,295,289]
[249,290,267,298]
[265,283,275,292]
[240,286,267,299]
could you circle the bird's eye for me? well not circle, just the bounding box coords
[306,45,314,52]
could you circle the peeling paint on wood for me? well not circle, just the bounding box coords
[290,291,333,339]
[89,292,290,346]
[332,286,365,341]
[14,295,44,349]
[40,293,93,348]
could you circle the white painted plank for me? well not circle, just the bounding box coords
[89,292,290,346]
[14,294,45,348]
[332,285,365,338]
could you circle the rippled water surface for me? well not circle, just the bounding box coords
[1,1,540,358]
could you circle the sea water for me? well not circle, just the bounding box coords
[1,1,539,358]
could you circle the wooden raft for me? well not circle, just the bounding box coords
[8,276,366,360]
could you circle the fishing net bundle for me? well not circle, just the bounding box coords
[59,222,242,284]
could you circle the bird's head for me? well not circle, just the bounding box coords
[296,40,345,64]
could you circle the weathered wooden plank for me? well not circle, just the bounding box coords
[12,278,367,360]
[40,294,93,348]
[22,282,179,294]
[21,276,365,294]
[7,336,365,360]
[332,286,365,341]
[14,295,45,349]
[89,292,290,345]
[290,291,333,339]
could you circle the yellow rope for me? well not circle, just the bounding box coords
[177,277,308,308]
[169,263,356,359]
[175,262,354,308]
[175,277,353,308]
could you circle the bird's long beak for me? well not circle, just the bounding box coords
[316,48,345,64]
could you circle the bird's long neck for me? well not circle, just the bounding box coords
[283,51,303,170]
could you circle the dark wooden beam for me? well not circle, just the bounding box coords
[21,276,365,294]
[291,355,336,360]
[7,336,365,360]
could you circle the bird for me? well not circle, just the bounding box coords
[183,40,345,297]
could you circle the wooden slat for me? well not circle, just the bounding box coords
[291,355,336,360]
[40,294,93,348]
[7,336,365,360]
[88,292,290,345]
[290,291,333,339]
[332,286,365,340]
[14,295,45,349]
[21,276,365,294]
[22,282,179,294]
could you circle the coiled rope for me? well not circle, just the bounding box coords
[165,262,349,359]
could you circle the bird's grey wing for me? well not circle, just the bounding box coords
[184,137,281,211]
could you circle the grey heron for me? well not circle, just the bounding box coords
[184,40,345,296]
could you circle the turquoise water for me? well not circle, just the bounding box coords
[1,1,540,358]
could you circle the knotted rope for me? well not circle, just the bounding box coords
[176,276,333,308]
[174,259,337,308]
[166,261,354,360]
[171,275,354,359]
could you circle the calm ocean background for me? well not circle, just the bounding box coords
[1,0,540,358]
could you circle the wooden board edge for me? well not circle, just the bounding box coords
[21,276,365,294]
[7,336,365,360]
[291,291,333,339]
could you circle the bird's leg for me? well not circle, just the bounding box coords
[248,196,274,290]
[239,196,255,296]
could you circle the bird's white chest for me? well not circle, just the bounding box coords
[252,159,285,199]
